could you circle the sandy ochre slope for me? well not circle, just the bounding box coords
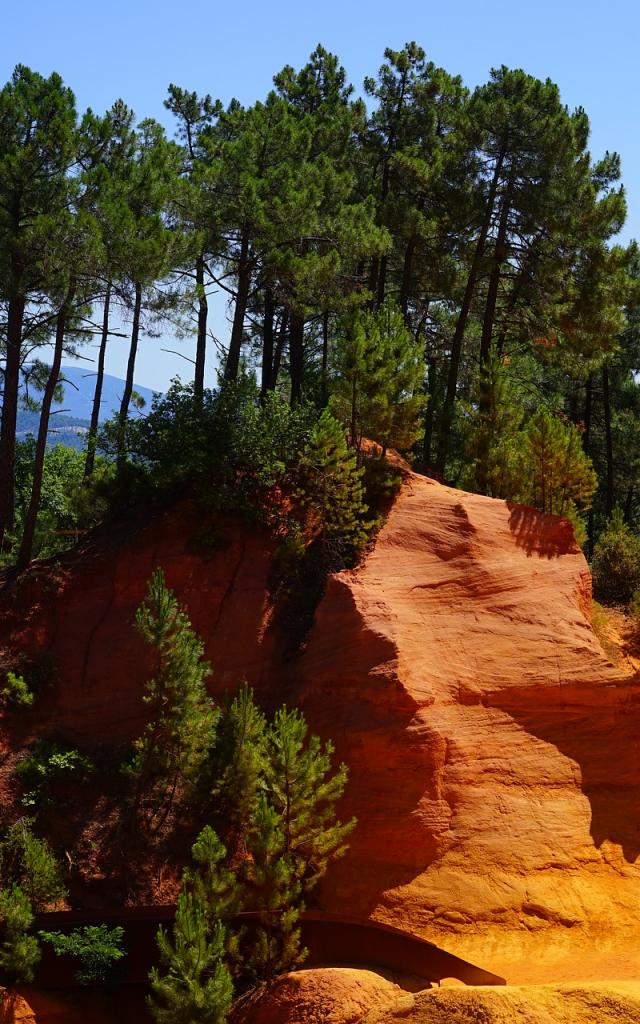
[1,468,640,998]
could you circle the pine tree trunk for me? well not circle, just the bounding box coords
[84,282,111,479]
[436,148,506,476]
[17,285,75,570]
[194,252,208,399]
[289,312,304,406]
[475,180,513,494]
[270,310,289,392]
[583,374,594,557]
[422,357,437,471]
[225,232,251,380]
[0,293,25,548]
[117,281,143,465]
[261,287,275,398]
[602,361,614,517]
[400,238,416,325]
[320,311,330,407]
[376,254,388,307]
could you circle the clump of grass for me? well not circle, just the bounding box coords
[591,601,622,665]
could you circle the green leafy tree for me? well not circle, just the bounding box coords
[592,509,640,604]
[128,569,217,828]
[39,925,126,986]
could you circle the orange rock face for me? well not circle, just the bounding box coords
[232,968,406,1024]
[2,475,639,983]
[295,474,640,981]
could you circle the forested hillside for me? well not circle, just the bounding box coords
[0,43,639,584]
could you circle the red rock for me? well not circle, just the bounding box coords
[232,968,405,1024]
[2,475,640,982]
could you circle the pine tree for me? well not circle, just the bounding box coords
[243,795,304,982]
[164,85,221,399]
[296,411,370,553]
[128,569,217,828]
[262,707,355,892]
[242,706,355,981]
[330,300,424,454]
[0,885,40,985]
[0,818,67,911]
[521,407,597,519]
[148,889,233,1024]
[209,686,268,860]
[0,65,78,548]
[148,826,238,1024]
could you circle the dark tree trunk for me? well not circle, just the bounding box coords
[625,485,634,522]
[194,252,208,399]
[376,254,388,308]
[400,237,416,325]
[320,311,330,407]
[0,294,25,548]
[117,281,143,465]
[422,357,437,471]
[602,361,614,517]
[368,255,380,307]
[583,374,594,557]
[270,309,289,392]
[475,180,513,494]
[84,282,111,479]
[225,232,251,380]
[17,286,75,570]
[261,287,275,398]
[436,148,506,476]
[289,312,305,406]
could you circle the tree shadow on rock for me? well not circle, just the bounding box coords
[492,679,640,862]
[506,503,578,560]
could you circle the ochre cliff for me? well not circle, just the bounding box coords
[1,472,639,985]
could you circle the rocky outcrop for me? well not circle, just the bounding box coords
[232,968,408,1024]
[361,981,640,1024]
[2,474,639,983]
[295,474,640,982]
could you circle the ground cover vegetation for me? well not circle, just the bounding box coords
[0,45,637,590]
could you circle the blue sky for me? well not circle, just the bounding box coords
[3,0,639,391]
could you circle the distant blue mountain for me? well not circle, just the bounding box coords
[16,366,160,450]
[52,365,159,421]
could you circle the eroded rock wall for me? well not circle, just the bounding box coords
[2,476,639,982]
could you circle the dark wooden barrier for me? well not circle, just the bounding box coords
[33,906,506,989]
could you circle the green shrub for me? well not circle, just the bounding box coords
[0,818,67,911]
[40,925,126,986]
[16,740,94,809]
[1,672,34,708]
[592,509,640,604]
[100,378,316,525]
